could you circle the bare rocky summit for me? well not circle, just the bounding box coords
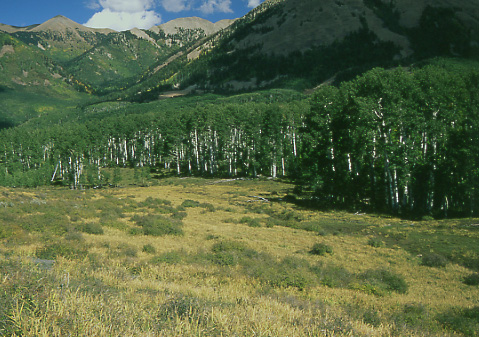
[150,17,235,36]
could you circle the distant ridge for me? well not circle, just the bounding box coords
[150,17,235,36]
[0,15,115,34]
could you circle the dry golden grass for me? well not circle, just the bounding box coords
[1,178,478,336]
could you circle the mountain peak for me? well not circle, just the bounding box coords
[30,15,114,34]
[150,16,234,36]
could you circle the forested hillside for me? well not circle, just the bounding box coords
[0,0,479,219]
[0,59,477,218]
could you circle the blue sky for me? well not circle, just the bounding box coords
[0,0,265,31]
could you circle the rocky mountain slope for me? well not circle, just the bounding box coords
[161,0,478,93]
[1,0,478,99]
[0,15,233,94]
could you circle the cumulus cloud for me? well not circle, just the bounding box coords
[161,0,191,12]
[246,0,262,8]
[199,0,233,14]
[84,0,161,31]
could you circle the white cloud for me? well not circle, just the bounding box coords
[246,0,262,8]
[161,0,191,12]
[99,0,155,13]
[84,0,161,31]
[85,9,161,30]
[199,0,232,14]
[85,0,101,10]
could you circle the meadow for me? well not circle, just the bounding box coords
[1,174,478,336]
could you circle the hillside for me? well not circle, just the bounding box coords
[155,0,479,92]
[0,15,230,95]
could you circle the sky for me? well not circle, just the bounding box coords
[0,0,265,31]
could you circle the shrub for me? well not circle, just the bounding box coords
[393,304,428,327]
[239,216,261,227]
[463,273,479,286]
[181,199,200,208]
[421,253,448,268]
[142,244,156,254]
[133,214,183,236]
[359,269,409,295]
[200,203,216,212]
[437,306,479,337]
[139,197,171,208]
[151,250,187,265]
[368,237,384,248]
[64,231,84,242]
[79,222,104,235]
[311,263,353,288]
[171,211,187,220]
[160,295,203,322]
[309,242,333,256]
[36,242,88,260]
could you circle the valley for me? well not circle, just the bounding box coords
[1,0,479,335]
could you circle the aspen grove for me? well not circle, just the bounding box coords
[0,62,478,217]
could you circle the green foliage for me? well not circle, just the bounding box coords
[421,253,448,268]
[132,214,183,236]
[142,244,156,254]
[368,237,385,248]
[303,62,479,217]
[312,263,353,288]
[36,241,88,260]
[309,242,333,256]
[78,222,104,235]
[181,199,201,208]
[160,295,203,322]
[463,273,479,286]
[151,250,188,265]
[437,306,479,337]
[239,216,261,227]
[355,269,409,296]
[139,197,172,208]
[392,304,430,329]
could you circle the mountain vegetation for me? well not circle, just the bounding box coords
[0,0,478,219]
[1,1,479,335]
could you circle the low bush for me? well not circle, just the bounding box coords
[357,269,408,295]
[151,250,188,265]
[463,273,479,286]
[309,243,333,256]
[181,199,200,208]
[421,253,448,268]
[311,263,353,288]
[139,197,171,208]
[79,222,104,235]
[368,237,385,248]
[132,214,183,236]
[200,203,216,212]
[437,306,479,337]
[142,244,156,254]
[160,295,204,322]
[171,211,187,220]
[36,241,88,260]
[239,216,261,227]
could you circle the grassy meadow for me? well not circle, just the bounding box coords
[1,174,478,336]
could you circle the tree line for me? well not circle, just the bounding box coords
[302,60,479,217]
[0,60,477,217]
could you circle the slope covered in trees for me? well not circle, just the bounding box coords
[302,59,479,217]
[0,59,477,218]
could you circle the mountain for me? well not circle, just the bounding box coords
[0,16,230,95]
[229,0,479,55]
[1,0,479,100]
[151,17,235,37]
[141,0,477,94]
